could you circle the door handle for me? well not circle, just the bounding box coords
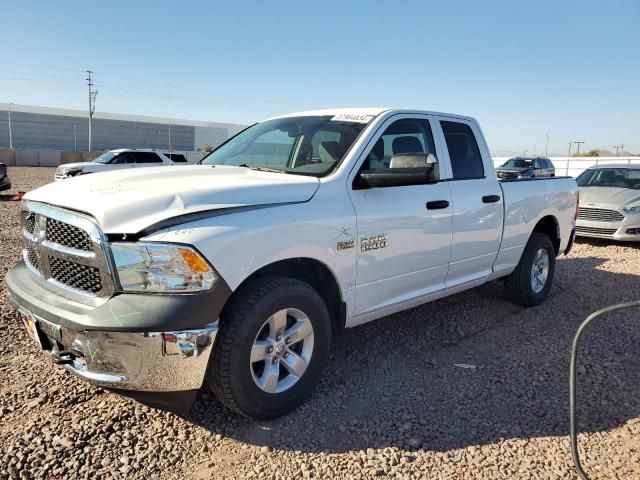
[426,200,450,210]
[482,195,501,203]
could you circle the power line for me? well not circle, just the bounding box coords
[0,61,314,110]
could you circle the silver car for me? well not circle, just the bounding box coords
[575,164,640,241]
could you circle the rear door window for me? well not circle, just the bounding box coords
[134,152,163,164]
[440,121,484,179]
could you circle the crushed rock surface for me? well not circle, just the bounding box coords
[1,167,640,479]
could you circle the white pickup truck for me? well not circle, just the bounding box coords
[54,149,187,180]
[6,108,578,418]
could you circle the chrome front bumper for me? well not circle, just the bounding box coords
[6,260,232,393]
[12,302,218,391]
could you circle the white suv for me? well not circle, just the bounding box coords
[55,149,185,180]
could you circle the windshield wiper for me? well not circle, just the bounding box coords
[238,163,284,173]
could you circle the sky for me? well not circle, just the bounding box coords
[0,0,638,154]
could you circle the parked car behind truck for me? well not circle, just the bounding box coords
[496,156,555,179]
[575,164,640,241]
[6,108,578,419]
[0,163,10,191]
[54,149,186,180]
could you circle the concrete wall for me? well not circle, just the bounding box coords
[0,148,16,166]
[14,149,61,167]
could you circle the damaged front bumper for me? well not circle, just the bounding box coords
[6,261,230,392]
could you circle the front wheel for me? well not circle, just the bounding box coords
[207,276,332,419]
[504,232,556,306]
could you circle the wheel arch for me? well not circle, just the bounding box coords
[224,257,346,333]
[532,215,560,255]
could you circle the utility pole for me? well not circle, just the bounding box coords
[73,124,77,151]
[168,87,172,153]
[86,71,98,151]
[545,132,550,157]
[8,102,13,149]
[573,141,585,155]
[157,129,160,150]
[613,144,624,157]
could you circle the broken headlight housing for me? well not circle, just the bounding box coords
[110,243,217,293]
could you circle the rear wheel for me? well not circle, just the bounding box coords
[208,276,332,419]
[504,233,556,306]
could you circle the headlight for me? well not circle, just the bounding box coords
[57,167,78,176]
[111,242,217,293]
[623,205,640,214]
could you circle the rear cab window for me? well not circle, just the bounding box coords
[440,121,484,179]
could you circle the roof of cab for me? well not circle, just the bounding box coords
[266,108,476,123]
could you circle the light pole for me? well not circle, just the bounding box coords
[86,70,98,151]
[73,124,77,151]
[545,132,550,157]
[8,102,13,149]
[157,129,160,150]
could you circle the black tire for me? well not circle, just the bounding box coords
[208,276,332,419]
[504,232,556,307]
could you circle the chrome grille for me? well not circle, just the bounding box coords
[576,226,618,236]
[497,171,519,180]
[49,257,102,294]
[20,202,115,303]
[25,244,40,272]
[577,207,624,223]
[22,210,36,234]
[46,217,93,251]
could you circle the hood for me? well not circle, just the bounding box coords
[496,167,531,173]
[26,165,320,233]
[579,186,640,208]
[58,162,95,170]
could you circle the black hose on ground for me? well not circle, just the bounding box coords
[569,301,640,480]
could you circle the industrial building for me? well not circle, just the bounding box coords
[0,103,246,152]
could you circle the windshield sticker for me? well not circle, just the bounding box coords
[331,113,375,124]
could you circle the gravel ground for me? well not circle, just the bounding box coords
[1,166,640,480]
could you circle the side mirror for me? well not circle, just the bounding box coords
[358,153,439,188]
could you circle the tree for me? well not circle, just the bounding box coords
[573,149,600,157]
[202,144,213,153]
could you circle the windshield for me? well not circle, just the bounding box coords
[201,115,372,176]
[93,151,117,164]
[576,168,640,189]
[501,158,533,169]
